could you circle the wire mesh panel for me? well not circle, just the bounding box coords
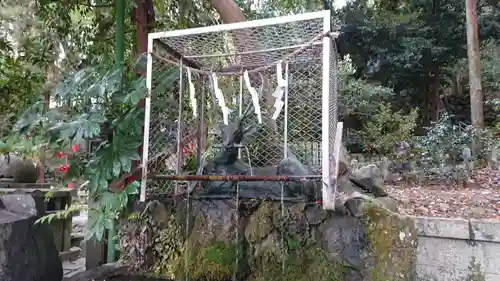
[157,17,324,70]
[141,11,338,205]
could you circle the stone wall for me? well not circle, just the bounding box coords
[118,199,418,281]
[414,216,500,281]
[117,201,500,281]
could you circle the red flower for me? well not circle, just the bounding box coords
[59,165,69,173]
[315,199,321,205]
[67,182,73,189]
[56,152,64,159]
[182,142,195,156]
[72,144,80,153]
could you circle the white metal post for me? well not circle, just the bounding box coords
[332,121,343,192]
[140,34,154,202]
[283,62,289,159]
[321,10,334,210]
[149,11,329,40]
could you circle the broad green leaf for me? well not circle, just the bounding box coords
[112,160,121,177]
[115,108,143,134]
[124,181,140,195]
[122,76,145,105]
[94,219,105,241]
[116,191,129,209]
[100,191,128,214]
[49,112,105,144]
[87,169,109,193]
[103,217,114,229]
[85,209,101,240]
[88,112,108,123]
[87,82,106,98]
[119,154,132,172]
[12,101,45,133]
[103,65,124,94]
[100,191,122,212]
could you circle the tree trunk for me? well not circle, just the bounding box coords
[127,0,155,185]
[428,67,441,122]
[37,90,51,183]
[211,0,284,166]
[134,0,155,74]
[211,0,253,65]
[466,0,484,156]
[211,0,246,23]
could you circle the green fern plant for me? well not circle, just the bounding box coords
[35,204,84,225]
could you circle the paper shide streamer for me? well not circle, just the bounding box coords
[243,70,262,124]
[211,73,231,125]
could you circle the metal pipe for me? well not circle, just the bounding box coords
[212,144,247,148]
[107,0,126,264]
[149,174,322,181]
[197,75,205,171]
[148,193,321,203]
[235,74,243,279]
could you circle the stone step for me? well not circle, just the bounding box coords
[62,257,86,280]
[59,247,82,262]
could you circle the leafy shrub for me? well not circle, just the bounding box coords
[338,55,395,117]
[354,102,418,156]
[338,55,405,154]
[414,112,495,180]
[486,97,500,142]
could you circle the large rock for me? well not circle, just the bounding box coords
[0,194,63,281]
[119,197,417,281]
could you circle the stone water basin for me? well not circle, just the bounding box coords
[118,198,418,281]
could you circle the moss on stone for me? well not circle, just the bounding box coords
[363,201,417,281]
[150,214,184,279]
[246,202,346,281]
[126,211,139,221]
[245,202,278,244]
[466,257,485,281]
[174,241,247,281]
[142,199,417,281]
[250,246,347,281]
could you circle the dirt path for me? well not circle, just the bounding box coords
[385,168,500,219]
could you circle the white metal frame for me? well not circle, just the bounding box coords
[320,11,332,210]
[149,10,331,40]
[141,10,337,211]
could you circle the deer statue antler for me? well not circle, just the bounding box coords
[215,101,259,165]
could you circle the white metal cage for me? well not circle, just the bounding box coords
[140,10,340,210]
